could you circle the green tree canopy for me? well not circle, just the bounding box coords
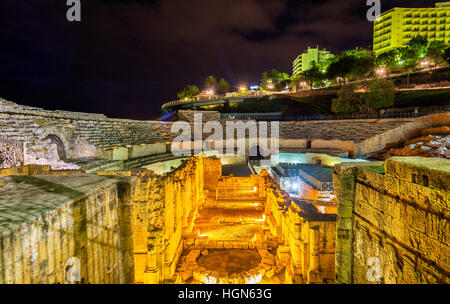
[427,41,447,66]
[260,71,271,90]
[406,35,428,58]
[375,49,401,71]
[327,51,375,81]
[363,79,395,111]
[177,85,200,100]
[332,79,395,114]
[445,47,450,65]
[217,78,230,94]
[331,83,359,115]
[204,75,217,90]
[301,62,325,89]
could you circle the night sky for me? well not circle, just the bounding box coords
[0,0,436,120]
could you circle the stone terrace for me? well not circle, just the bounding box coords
[151,118,417,142]
[1,98,448,162]
[0,98,164,149]
[279,120,414,142]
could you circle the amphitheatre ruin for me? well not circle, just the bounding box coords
[0,97,448,284]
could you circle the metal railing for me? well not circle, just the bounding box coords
[221,106,450,121]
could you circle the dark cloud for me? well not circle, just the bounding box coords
[0,0,435,119]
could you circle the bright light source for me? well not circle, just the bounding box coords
[207,90,214,95]
[420,60,430,67]
[291,182,299,191]
[376,67,387,76]
[239,86,247,91]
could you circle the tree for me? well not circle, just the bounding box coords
[177,85,200,100]
[363,79,395,111]
[290,74,305,91]
[332,79,395,114]
[331,83,359,114]
[400,47,419,88]
[204,75,217,90]
[427,41,447,67]
[266,69,291,90]
[260,71,271,90]
[302,62,324,89]
[327,51,375,82]
[217,78,230,94]
[406,35,428,58]
[445,47,450,65]
[376,49,401,71]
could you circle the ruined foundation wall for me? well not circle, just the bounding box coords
[334,157,450,284]
[265,177,336,284]
[0,98,167,166]
[100,157,206,283]
[0,170,136,284]
[0,136,23,169]
[355,112,450,155]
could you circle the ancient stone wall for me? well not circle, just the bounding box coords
[355,113,450,155]
[0,170,136,284]
[2,99,447,166]
[333,157,449,284]
[0,136,23,169]
[265,177,337,284]
[0,98,166,167]
[99,157,206,284]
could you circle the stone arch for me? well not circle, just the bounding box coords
[43,134,67,160]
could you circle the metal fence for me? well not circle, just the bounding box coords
[221,106,450,121]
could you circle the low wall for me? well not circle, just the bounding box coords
[355,112,450,155]
[265,177,337,284]
[98,157,206,284]
[0,172,136,284]
[0,136,23,169]
[333,157,450,284]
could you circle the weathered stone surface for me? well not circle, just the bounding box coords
[0,173,135,284]
[335,157,450,284]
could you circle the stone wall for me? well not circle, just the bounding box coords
[0,171,136,284]
[333,157,449,284]
[0,136,23,169]
[265,180,337,284]
[0,98,166,167]
[98,157,206,284]
[2,98,448,167]
[355,112,450,155]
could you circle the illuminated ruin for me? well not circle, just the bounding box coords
[0,99,448,284]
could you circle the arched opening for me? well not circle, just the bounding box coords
[44,135,66,160]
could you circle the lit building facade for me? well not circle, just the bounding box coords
[292,46,334,77]
[373,2,450,56]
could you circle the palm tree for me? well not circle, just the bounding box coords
[218,78,230,94]
[204,75,217,91]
